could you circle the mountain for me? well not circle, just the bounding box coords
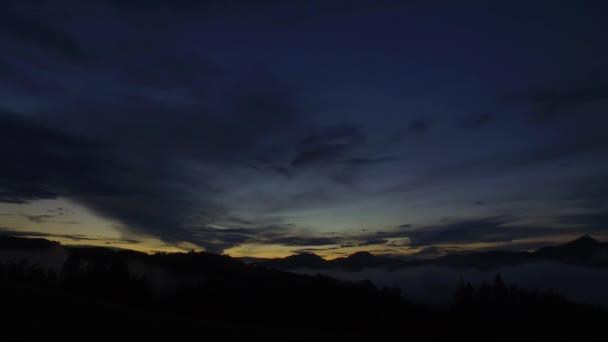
[260,251,409,271]
[0,236,60,250]
[2,235,608,272]
[533,236,608,265]
[1,236,606,341]
[259,236,608,271]
[332,251,404,271]
[0,236,68,271]
[262,253,329,270]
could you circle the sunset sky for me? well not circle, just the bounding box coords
[1,0,607,258]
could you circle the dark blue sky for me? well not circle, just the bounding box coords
[1,0,607,257]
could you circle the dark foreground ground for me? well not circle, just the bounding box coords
[1,237,607,341]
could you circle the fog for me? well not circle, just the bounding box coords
[0,246,69,272]
[293,263,608,308]
[4,246,608,308]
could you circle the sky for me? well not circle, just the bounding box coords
[1,0,607,258]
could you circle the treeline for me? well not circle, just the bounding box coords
[443,275,606,341]
[0,249,414,338]
[452,274,585,314]
[1,248,606,341]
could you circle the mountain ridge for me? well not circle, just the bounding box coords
[2,235,608,271]
[258,236,608,271]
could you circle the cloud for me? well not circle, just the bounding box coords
[0,112,118,204]
[410,246,446,259]
[467,113,492,128]
[399,224,413,229]
[23,215,55,224]
[290,123,366,168]
[389,118,432,143]
[0,2,85,60]
[405,216,527,247]
[0,228,140,244]
[404,213,608,248]
[0,69,305,250]
[358,239,389,247]
[101,0,414,24]
[291,246,343,254]
[500,70,608,121]
[558,210,608,230]
[387,126,608,195]
[182,225,348,253]
[343,157,396,166]
[408,119,431,135]
[270,236,342,247]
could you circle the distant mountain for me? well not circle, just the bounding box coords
[259,236,608,271]
[0,236,68,271]
[0,236,60,250]
[533,236,608,265]
[332,251,404,271]
[260,250,411,271]
[2,235,608,272]
[262,252,328,270]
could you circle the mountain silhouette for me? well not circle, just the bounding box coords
[1,235,608,341]
[533,236,608,265]
[259,236,608,271]
[0,236,60,250]
[262,253,329,270]
[2,235,607,272]
[260,251,402,271]
[333,251,402,271]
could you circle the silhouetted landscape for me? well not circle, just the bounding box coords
[261,236,608,271]
[1,235,607,341]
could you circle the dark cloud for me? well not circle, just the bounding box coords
[2,0,607,256]
[271,236,341,247]
[468,113,492,128]
[290,144,349,168]
[184,225,348,253]
[0,2,85,60]
[271,165,291,178]
[0,228,141,244]
[501,70,608,122]
[0,72,304,249]
[101,0,414,24]
[389,118,432,143]
[0,111,122,204]
[411,246,446,259]
[358,239,388,247]
[405,216,526,247]
[343,157,396,166]
[405,214,608,248]
[399,224,413,229]
[408,119,431,135]
[563,176,608,209]
[388,125,608,195]
[23,215,55,224]
[291,246,343,254]
[558,210,608,230]
[290,123,366,168]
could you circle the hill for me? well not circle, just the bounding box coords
[1,235,607,341]
[259,236,608,271]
